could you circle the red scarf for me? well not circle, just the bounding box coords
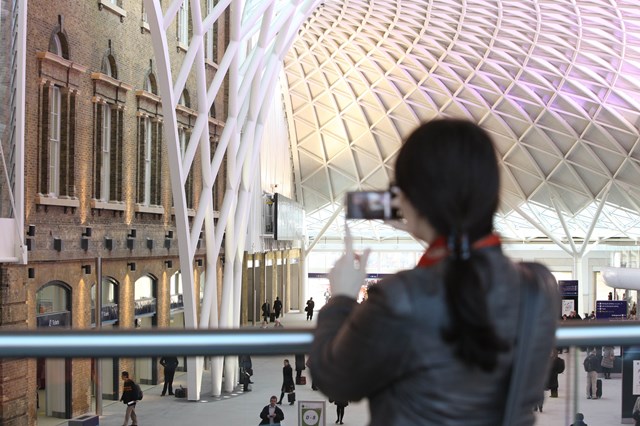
[417,234,501,268]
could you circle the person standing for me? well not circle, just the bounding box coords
[548,349,565,398]
[308,119,559,425]
[601,345,615,379]
[305,297,315,320]
[262,300,271,322]
[259,395,285,425]
[295,354,306,383]
[239,354,254,391]
[277,359,295,405]
[273,297,283,319]
[584,350,599,399]
[119,371,138,426]
[332,400,348,424]
[324,289,331,304]
[159,356,179,396]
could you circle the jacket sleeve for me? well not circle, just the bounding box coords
[309,282,413,402]
[276,407,285,422]
[259,406,268,421]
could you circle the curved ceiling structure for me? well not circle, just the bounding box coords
[283,0,640,251]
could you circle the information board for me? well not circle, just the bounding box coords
[558,280,579,317]
[596,300,628,320]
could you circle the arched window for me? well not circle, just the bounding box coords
[136,73,162,206]
[205,0,215,61]
[178,90,190,108]
[177,90,194,208]
[134,275,158,383]
[102,54,117,79]
[144,73,157,95]
[36,281,71,318]
[177,0,190,46]
[39,30,75,198]
[91,278,119,325]
[48,32,69,59]
[93,53,125,203]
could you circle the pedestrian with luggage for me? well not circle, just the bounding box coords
[584,350,600,399]
[305,298,315,320]
[277,359,295,405]
[309,119,559,425]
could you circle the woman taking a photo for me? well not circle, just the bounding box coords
[310,119,559,425]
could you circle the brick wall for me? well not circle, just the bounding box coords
[0,0,228,423]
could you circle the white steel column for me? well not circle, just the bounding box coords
[143,0,322,399]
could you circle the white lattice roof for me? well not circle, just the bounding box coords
[283,0,640,249]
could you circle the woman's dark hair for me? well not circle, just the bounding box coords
[395,118,509,371]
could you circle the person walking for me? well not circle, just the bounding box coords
[601,345,615,379]
[159,356,179,396]
[584,350,599,399]
[262,300,271,323]
[308,119,559,425]
[119,371,138,426]
[259,395,285,425]
[277,359,295,405]
[273,297,283,319]
[305,297,315,320]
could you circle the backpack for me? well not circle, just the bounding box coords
[554,357,565,374]
[135,382,143,400]
[583,356,595,373]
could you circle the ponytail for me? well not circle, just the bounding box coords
[441,234,509,372]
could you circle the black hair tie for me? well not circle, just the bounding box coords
[447,233,471,260]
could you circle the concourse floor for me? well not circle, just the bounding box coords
[39,313,623,426]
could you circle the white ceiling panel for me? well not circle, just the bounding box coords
[283,0,640,248]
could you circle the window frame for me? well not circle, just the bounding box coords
[100,103,112,202]
[48,86,61,196]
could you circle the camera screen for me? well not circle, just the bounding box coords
[345,191,396,220]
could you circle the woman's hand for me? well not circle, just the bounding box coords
[328,226,371,299]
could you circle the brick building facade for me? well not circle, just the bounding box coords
[0,1,228,424]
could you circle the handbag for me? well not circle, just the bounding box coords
[287,392,296,403]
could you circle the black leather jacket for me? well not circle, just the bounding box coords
[310,247,558,425]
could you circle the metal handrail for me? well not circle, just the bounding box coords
[0,321,638,358]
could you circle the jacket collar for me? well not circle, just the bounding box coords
[417,233,501,268]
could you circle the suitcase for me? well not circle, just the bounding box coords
[287,392,296,403]
[296,376,306,385]
[596,378,602,398]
